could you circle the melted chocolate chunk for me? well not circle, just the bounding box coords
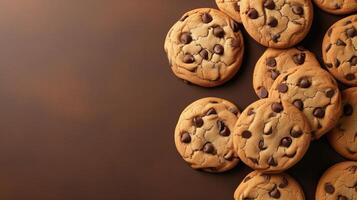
[181,132,191,143]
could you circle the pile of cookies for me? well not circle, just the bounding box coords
[164,0,357,199]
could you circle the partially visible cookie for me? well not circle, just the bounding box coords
[234,171,305,200]
[240,0,313,48]
[164,8,244,87]
[253,47,320,98]
[233,98,311,173]
[174,97,240,172]
[215,0,242,23]
[316,161,357,200]
[269,66,342,140]
[328,88,357,161]
[314,0,357,15]
[323,15,357,86]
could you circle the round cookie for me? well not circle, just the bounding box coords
[215,0,242,23]
[316,161,357,200]
[233,98,311,173]
[328,88,357,160]
[234,171,305,200]
[314,0,357,15]
[164,8,244,87]
[322,15,357,86]
[253,47,320,98]
[240,0,313,48]
[174,97,240,172]
[269,66,342,140]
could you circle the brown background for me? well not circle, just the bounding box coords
[0,0,350,199]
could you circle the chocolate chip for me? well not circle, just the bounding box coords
[335,59,340,68]
[326,44,332,52]
[183,54,195,63]
[292,5,304,15]
[258,87,269,98]
[213,26,225,38]
[266,57,277,67]
[247,8,259,19]
[293,99,304,111]
[206,108,217,115]
[324,183,335,194]
[298,78,311,88]
[242,130,252,139]
[279,177,289,188]
[351,56,357,66]
[218,121,230,136]
[180,32,192,44]
[313,107,325,118]
[247,108,255,116]
[280,137,292,147]
[338,195,348,200]
[271,70,280,80]
[336,39,346,46]
[199,49,209,60]
[269,186,281,198]
[193,116,204,127]
[229,107,239,115]
[213,44,224,55]
[335,3,341,9]
[181,132,191,143]
[272,34,280,43]
[325,63,333,68]
[203,143,215,154]
[347,28,357,38]
[267,17,278,27]
[271,102,283,113]
[291,129,303,138]
[343,104,354,116]
[346,73,356,80]
[231,21,240,32]
[293,53,306,65]
[264,0,275,9]
[325,89,335,98]
[258,139,267,150]
[268,156,277,166]
[202,13,212,23]
[277,83,288,93]
[249,157,259,164]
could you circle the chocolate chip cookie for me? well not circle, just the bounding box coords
[323,15,357,86]
[269,66,342,140]
[234,171,305,200]
[316,161,357,200]
[174,97,240,172]
[328,88,357,161]
[233,98,311,173]
[240,0,313,48]
[314,0,357,15]
[164,8,244,87]
[253,47,320,98]
[215,0,242,23]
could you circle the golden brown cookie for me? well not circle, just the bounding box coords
[233,98,311,173]
[253,47,320,98]
[164,8,244,87]
[328,87,357,160]
[240,0,313,48]
[174,97,240,172]
[314,0,357,15]
[215,0,242,22]
[316,161,357,200]
[323,15,357,86]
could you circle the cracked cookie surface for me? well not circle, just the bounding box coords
[323,15,357,86]
[269,66,342,140]
[234,171,305,200]
[233,98,311,173]
[314,0,357,15]
[215,0,242,22]
[174,97,240,172]
[253,46,320,99]
[240,0,313,48]
[328,88,357,161]
[164,8,244,87]
[316,161,357,200]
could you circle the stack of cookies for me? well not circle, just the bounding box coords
[164,0,357,199]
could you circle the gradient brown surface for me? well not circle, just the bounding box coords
[0,0,350,199]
